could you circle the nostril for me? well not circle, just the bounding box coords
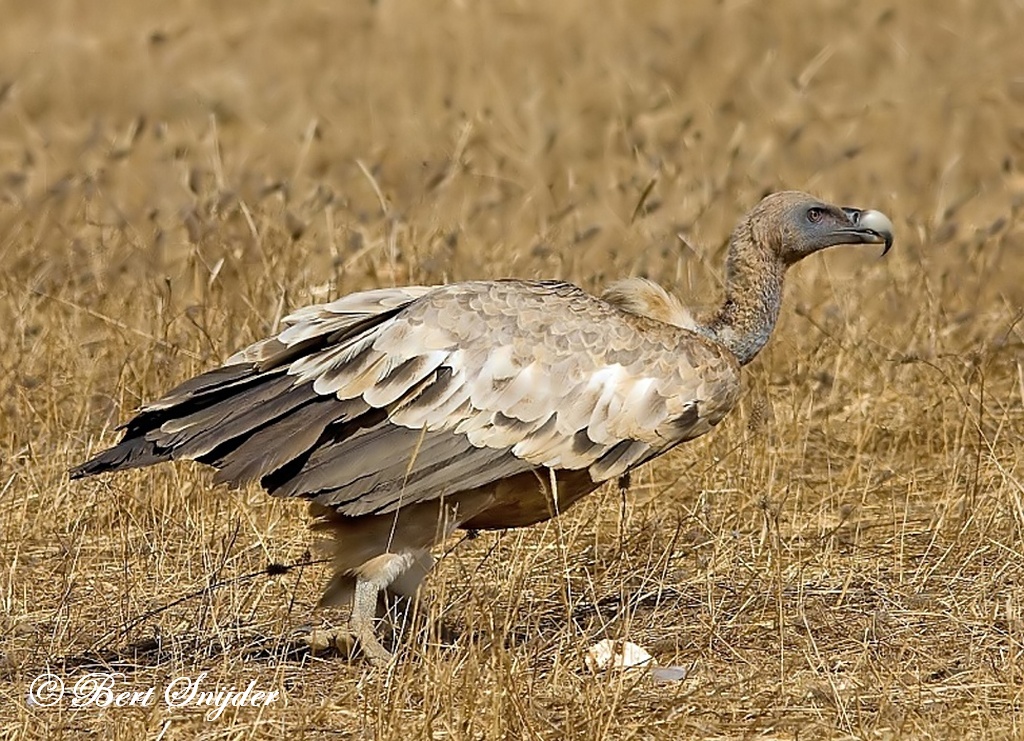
[841,207,862,224]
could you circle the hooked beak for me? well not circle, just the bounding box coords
[840,207,894,256]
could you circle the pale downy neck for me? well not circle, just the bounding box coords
[695,223,786,366]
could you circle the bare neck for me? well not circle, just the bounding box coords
[696,229,785,366]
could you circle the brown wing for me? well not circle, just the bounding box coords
[72,280,740,518]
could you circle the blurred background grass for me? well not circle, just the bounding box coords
[1,0,1023,738]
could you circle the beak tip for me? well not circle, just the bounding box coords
[858,209,894,256]
[879,232,894,257]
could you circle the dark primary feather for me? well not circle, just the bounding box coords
[69,364,261,478]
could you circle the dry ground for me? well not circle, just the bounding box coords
[2,1,1023,738]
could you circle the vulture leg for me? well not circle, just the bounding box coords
[351,577,392,665]
[313,499,473,662]
[347,550,421,664]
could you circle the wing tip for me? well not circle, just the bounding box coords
[68,438,170,480]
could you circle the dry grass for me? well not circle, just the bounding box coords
[2,0,1024,738]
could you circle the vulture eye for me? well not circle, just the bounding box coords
[807,207,824,224]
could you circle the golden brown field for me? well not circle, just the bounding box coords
[2,0,1023,738]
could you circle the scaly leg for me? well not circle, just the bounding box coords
[349,576,392,665]
[347,551,424,664]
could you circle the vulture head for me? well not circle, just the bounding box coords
[746,190,894,266]
[705,191,895,365]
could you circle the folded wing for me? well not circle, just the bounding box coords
[72,280,740,517]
